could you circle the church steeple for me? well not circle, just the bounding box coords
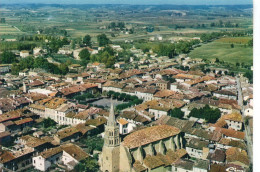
[100,103,121,172]
[108,103,116,126]
[104,103,120,147]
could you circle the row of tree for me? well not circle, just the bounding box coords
[106,91,143,110]
[108,21,125,30]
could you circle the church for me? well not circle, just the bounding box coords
[99,104,185,172]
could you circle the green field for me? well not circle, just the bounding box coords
[0,24,23,34]
[189,39,253,65]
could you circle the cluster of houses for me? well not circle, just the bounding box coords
[0,43,253,172]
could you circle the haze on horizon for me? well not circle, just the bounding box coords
[0,0,253,5]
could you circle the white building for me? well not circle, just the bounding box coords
[20,50,30,58]
[185,138,209,159]
[149,107,169,120]
[33,143,88,171]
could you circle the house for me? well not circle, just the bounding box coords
[172,159,194,172]
[32,143,89,171]
[206,149,226,164]
[68,64,83,72]
[0,131,11,145]
[114,62,125,68]
[57,45,73,55]
[20,135,53,153]
[185,138,209,159]
[85,116,107,133]
[213,112,243,131]
[209,127,245,141]
[87,62,106,71]
[213,90,237,100]
[102,81,125,93]
[244,106,253,117]
[149,106,171,120]
[134,87,157,101]
[20,50,29,58]
[118,118,130,135]
[156,80,170,90]
[54,127,81,144]
[216,138,247,150]
[193,159,210,172]
[225,147,249,169]
[0,64,11,74]
[33,47,43,56]
[174,74,200,83]
[0,147,34,171]
[13,117,34,131]
[118,111,150,135]
[0,121,16,132]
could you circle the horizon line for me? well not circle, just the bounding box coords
[0,3,253,5]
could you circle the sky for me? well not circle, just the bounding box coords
[0,0,253,5]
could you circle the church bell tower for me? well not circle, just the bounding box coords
[100,104,120,172]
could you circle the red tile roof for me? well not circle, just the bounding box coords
[123,125,180,149]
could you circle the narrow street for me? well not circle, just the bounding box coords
[236,76,253,164]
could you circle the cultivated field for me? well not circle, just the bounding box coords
[0,24,23,35]
[216,37,252,44]
[189,38,253,65]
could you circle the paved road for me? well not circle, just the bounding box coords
[236,76,253,163]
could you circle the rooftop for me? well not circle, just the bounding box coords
[123,125,180,149]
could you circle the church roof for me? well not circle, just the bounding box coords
[122,125,180,149]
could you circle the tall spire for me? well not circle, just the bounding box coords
[108,103,116,126]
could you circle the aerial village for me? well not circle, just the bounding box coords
[0,40,253,172]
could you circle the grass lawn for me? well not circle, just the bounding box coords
[188,39,253,65]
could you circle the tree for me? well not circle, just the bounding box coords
[111,33,116,37]
[19,56,34,69]
[42,118,57,128]
[83,35,92,47]
[71,40,76,49]
[0,18,5,23]
[248,39,253,47]
[74,157,99,172]
[0,51,17,64]
[188,105,221,123]
[11,63,22,75]
[79,49,91,66]
[59,63,69,75]
[244,70,253,83]
[170,108,184,119]
[97,34,110,47]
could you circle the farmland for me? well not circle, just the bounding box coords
[0,24,23,35]
[189,38,253,65]
[0,4,253,41]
